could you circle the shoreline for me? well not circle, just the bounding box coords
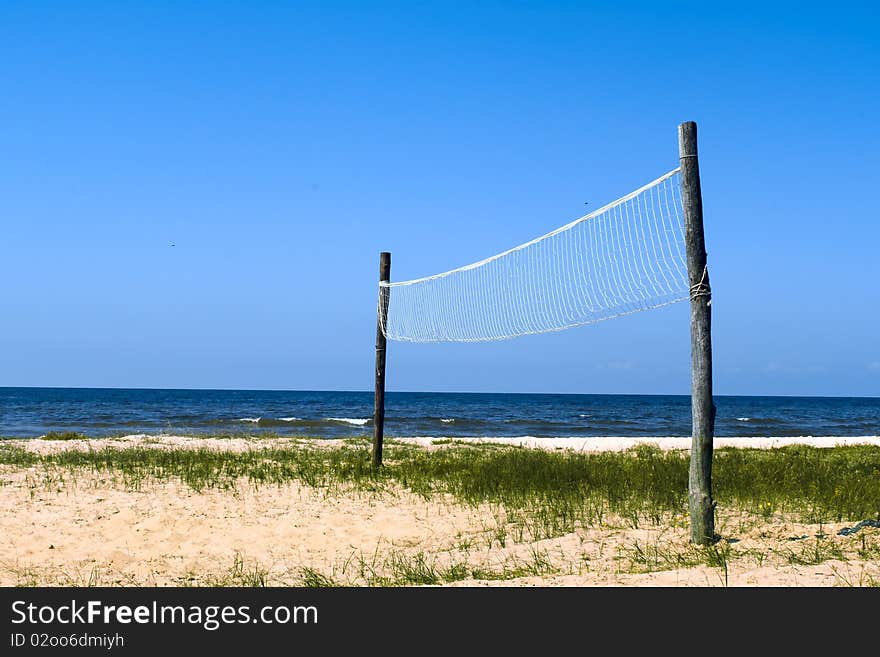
[3,433,880,455]
[398,435,880,451]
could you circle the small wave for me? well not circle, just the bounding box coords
[440,418,455,424]
[579,414,591,418]
[326,417,370,426]
[235,417,307,427]
[732,417,782,425]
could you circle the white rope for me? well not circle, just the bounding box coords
[381,168,688,343]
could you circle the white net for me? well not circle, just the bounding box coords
[381,168,687,343]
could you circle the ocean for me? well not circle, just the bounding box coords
[1,387,878,439]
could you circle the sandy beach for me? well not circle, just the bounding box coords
[2,434,879,587]
[12,433,880,455]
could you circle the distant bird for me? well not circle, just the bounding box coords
[170,243,175,247]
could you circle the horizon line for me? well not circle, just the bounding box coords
[0,385,877,400]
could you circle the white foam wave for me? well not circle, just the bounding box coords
[327,417,370,426]
[737,417,751,422]
[279,417,301,422]
[238,417,261,423]
[440,418,455,423]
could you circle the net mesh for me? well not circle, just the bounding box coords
[381,168,687,343]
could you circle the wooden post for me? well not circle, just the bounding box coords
[679,121,716,545]
[372,252,391,468]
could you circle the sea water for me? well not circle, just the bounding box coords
[2,388,879,439]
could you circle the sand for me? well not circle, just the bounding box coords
[400,435,880,451]
[10,433,880,456]
[1,434,878,587]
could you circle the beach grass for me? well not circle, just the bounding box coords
[1,439,878,537]
[40,431,91,441]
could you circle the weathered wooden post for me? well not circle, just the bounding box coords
[372,251,391,468]
[679,121,716,544]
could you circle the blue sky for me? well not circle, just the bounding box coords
[1,1,877,396]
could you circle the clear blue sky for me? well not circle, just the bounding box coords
[1,1,877,396]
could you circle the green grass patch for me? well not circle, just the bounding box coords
[299,567,340,588]
[1,440,878,537]
[41,432,90,441]
[181,553,269,587]
[618,537,733,584]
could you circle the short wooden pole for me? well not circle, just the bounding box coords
[372,252,391,468]
[679,121,716,545]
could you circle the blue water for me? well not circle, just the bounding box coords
[1,387,879,439]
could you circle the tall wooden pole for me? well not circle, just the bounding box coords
[679,121,716,545]
[372,251,391,469]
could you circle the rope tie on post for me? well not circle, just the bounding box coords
[689,265,711,303]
